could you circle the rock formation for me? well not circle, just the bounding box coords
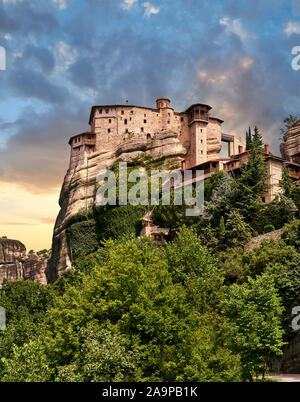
[0,238,47,287]
[46,130,187,282]
[280,119,300,162]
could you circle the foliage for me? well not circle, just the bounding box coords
[1,340,52,382]
[205,172,236,225]
[221,210,252,249]
[264,224,275,233]
[0,280,55,375]
[66,219,99,258]
[224,273,285,380]
[281,219,300,251]
[280,114,298,139]
[45,232,241,381]
[234,134,268,224]
[55,327,140,382]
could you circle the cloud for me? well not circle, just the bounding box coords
[52,0,68,10]
[142,2,159,17]
[121,0,138,10]
[284,21,300,36]
[219,17,249,41]
[53,41,78,72]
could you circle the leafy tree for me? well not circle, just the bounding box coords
[45,234,241,381]
[224,273,285,380]
[55,327,140,382]
[281,219,300,251]
[162,226,224,312]
[1,340,52,382]
[0,280,55,375]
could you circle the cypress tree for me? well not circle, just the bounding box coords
[234,129,268,223]
[246,127,252,150]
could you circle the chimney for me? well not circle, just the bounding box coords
[264,144,269,154]
[238,145,243,154]
[126,100,128,106]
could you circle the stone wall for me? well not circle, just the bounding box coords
[244,228,284,252]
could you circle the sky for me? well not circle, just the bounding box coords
[0,0,300,251]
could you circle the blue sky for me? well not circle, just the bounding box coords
[0,0,300,248]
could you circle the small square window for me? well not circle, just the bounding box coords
[144,119,147,124]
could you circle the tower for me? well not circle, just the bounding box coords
[185,104,211,166]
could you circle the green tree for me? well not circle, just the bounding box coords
[280,164,295,198]
[246,127,252,150]
[234,134,268,223]
[1,340,52,382]
[222,210,252,249]
[205,172,236,225]
[280,114,298,140]
[224,273,285,380]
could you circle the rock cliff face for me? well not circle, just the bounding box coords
[0,238,47,287]
[280,119,300,162]
[46,130,187,282]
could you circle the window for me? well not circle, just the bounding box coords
[181,117,184,122]
[201,150,203,154]
[121,110,124,115]
[126,129,128,133]
[130,110,133,115]
[130,117,132,121]
[144,119,147,124]
[99,108,102,114]
[141,127,144,132]
[124,119,127,125]
[147,133,151,142]
[109,119,111,124]
[168,113,170,116]
[200,139,203,143]
[168,120,170,124]
[200,129,203,133]
[144,113,146,117]
[108,128,111,133]
[105,108,109,114]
